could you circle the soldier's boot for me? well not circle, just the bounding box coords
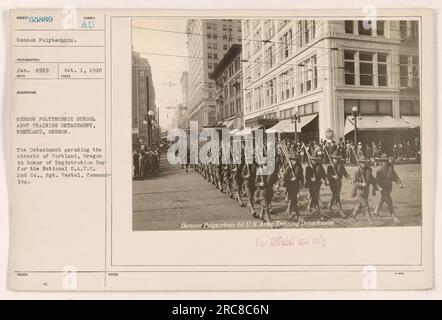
[351,207,359,221]
[337,203,346,218]
[373,203,381,217]
[249,202,257,218]
[390,209,400,223]
[237,194,245,207]
[366,209,374,227]
[263,206,271,222]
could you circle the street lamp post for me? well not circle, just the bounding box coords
[144,110,155,147]
[352,106,362,145]
[291,110,302,144]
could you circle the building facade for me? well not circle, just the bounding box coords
[209,44,244,130]
[241,19,420,148]
[186,19,242,130]
[132,50,157,145]
[178,71,190,129]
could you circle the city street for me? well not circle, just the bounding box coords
[133,155,422,231]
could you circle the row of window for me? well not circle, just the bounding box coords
[344,99,419,116]
[344,20,386,37]
[344,20,419,39]
[206,33,235,41]
[245,54,319,113]
[219,97,242,119]
[344,50,388,86]
[344,50,419,88]
[207,43,231,51]
[280,102,320,119]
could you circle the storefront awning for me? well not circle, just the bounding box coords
[235,127,253,136]
[266,114,318,133]
[344,116,410,135]
[401,116,420,129]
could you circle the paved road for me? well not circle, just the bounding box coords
[133,156,422,231]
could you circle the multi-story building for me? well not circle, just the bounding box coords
[178,71,190,129]
[186,19,242,130]
[241,19,420,149]
[209,44,244,130]
[132,50,157,145]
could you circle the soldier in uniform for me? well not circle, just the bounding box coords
[351,155,377,227]
[284,153,304,219]
[327,150,352,218]
[305,151,328,217]
[133,147,140,180]
[223,163,233,198]
[373,153,403,223]
[242,160,258,217]
[232,162,245,207]
[256,169,272,222]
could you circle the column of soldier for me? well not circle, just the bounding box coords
[132,144,161,180]
[191,137,404,227]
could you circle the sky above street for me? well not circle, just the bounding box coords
[132,19,188,130]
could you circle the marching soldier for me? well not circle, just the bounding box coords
[242,160,258,217]
[305,151,328,217]
[284,153,304,219]
[223,163,234,198]
[373,154,403,223]
[232,162,245,207]
[351,155,377,227]
[256,169,272,222]
[327,150,352,218]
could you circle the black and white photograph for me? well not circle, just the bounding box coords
[131,18,421,231]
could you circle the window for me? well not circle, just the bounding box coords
[376,20,385,36]
[400,21,408,38]
[280,74,285,101]
[304,21,309,44]
[207,23,212,29]
[358,20,372,36]
[377,53,388,86]
[410,21,419,39]
[311,20,316,39]
[359,52,373,85]
[282,29,292,58]
[400,100,420,115]
[208,53,212,59]
[207,33,212,39]
[213,34,217,40]
[223,34,227,41]
[212,24,217,30]
[299,65,304,94]
[207,43,212,49]
[345,20,354,34]
[313,101,319,113]
[222,25,227,31]
[344,99,392,116]
[223,44,228,50]
[400,55,409,87]
[344,50,355,85]
[213,43,218,49]
[412,56,419,88]
[285,71,290,99]
[297,21,303,47]
[266,46,273,69]
[208,63,213,69]
[213,53,218,59]
[312,55,318,89]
